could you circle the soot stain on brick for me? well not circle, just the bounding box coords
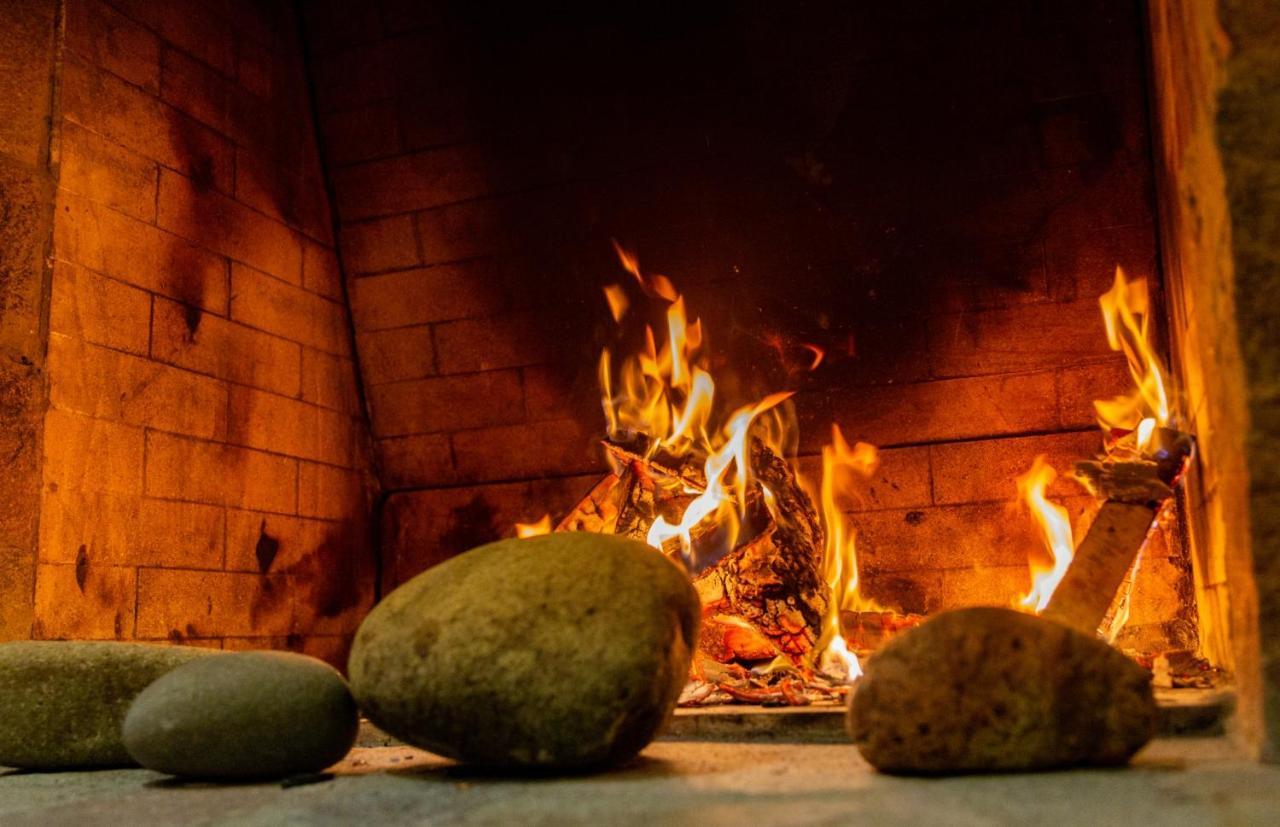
[255,520,281,573]
[440,496,500,558]
[251,518,374,634]
[74,545,88,593]
[180,302,203,338]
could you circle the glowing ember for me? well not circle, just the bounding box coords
[515,515,552,538]
[1017,455,1075,612]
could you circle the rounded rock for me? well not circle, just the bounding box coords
[348,532,701,770]
[848,607,1157,773]
[122,651,359,779]
[0,641,215,769]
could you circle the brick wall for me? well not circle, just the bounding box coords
[35,0,374,665]
[304,1,1191,650]
[0,0,59,641]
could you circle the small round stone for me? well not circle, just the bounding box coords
[348,532,701,770]
[847,606,1158,773]
[123,651,359,779]
[0,641,216,769]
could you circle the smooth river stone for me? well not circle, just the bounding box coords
[123,651,358,779]
[848,607,1157,773]
[0,641,215,769]
[348,532,700,770]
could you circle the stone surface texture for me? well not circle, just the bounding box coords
[348,533,700,770]
[848,607,1157,773]
[122,651,359,779]
[0,739,1274,826]
[0,641,215,769]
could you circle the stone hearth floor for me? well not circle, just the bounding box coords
[1,737,1276,825]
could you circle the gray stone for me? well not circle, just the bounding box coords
[848,607,1157,773]
[0,641,215,769]
[348,532,700,770]
[123,651,358,779]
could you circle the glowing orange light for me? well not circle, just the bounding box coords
[515,515,552,538]
[1017,456,1075,612]
[1095,267,1171,451]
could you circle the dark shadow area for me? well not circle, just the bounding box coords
[390,753,679,783]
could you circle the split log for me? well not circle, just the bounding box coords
[555,473,625,534]
[1042,428,1194,636]
[1040,501,1160,636]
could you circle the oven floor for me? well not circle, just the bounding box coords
[0,737,1274,826]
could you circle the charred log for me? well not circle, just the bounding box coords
[561,435,829,664]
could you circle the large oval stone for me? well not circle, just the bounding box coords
[348,532,700,770]
[848,607,1157,773]
[123,651,358,779]
[0,641,215,769]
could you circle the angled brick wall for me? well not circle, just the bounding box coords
[34,0,374,665]
[0,0,59,641]
[305,1,1190,651]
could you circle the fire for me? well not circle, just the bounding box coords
[598,244,874,679]
[599,244,796,569]
[1017,456,1075,612]
[515,515,552,538]
[810,425,879,681]
[1095,267,1172,450]
[1016,268,1175,616]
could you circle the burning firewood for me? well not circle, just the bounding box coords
[1041,427,1194,636]
[559,435,829,667]
[692,440,828,660]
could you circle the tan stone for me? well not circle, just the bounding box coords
[848,607,1157,773]
[55,188,230,313]
[151,297,301,396]
[157,170,303,284]
[32,563,136,640]
[47,334,230,440]
[58,121,158,222]
[61,54,234,192]
[144,431,298,513]
[136,569,293,639]
[230,263,350,355]
[48,261,151,355]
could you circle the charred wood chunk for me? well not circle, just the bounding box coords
[692,440,828,661]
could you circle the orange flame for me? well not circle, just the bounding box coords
[515,514,552,538]
[1095,267,1171,451]
[603,284,630,323]
[1017,456,1074,612]
[600,244,881,678]
[811,425,879,681]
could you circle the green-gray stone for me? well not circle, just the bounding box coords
[348,532,700,770]
[122,651,358,779]
[0,641,215,769]
[848,607,1158,773]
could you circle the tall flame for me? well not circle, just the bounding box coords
[1095,267,1172,449]
[1017,267,1174,617]
[811,425,879,681]
[600,245,795,570]
[598,245,878,683]
[1017,455,1075,612]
